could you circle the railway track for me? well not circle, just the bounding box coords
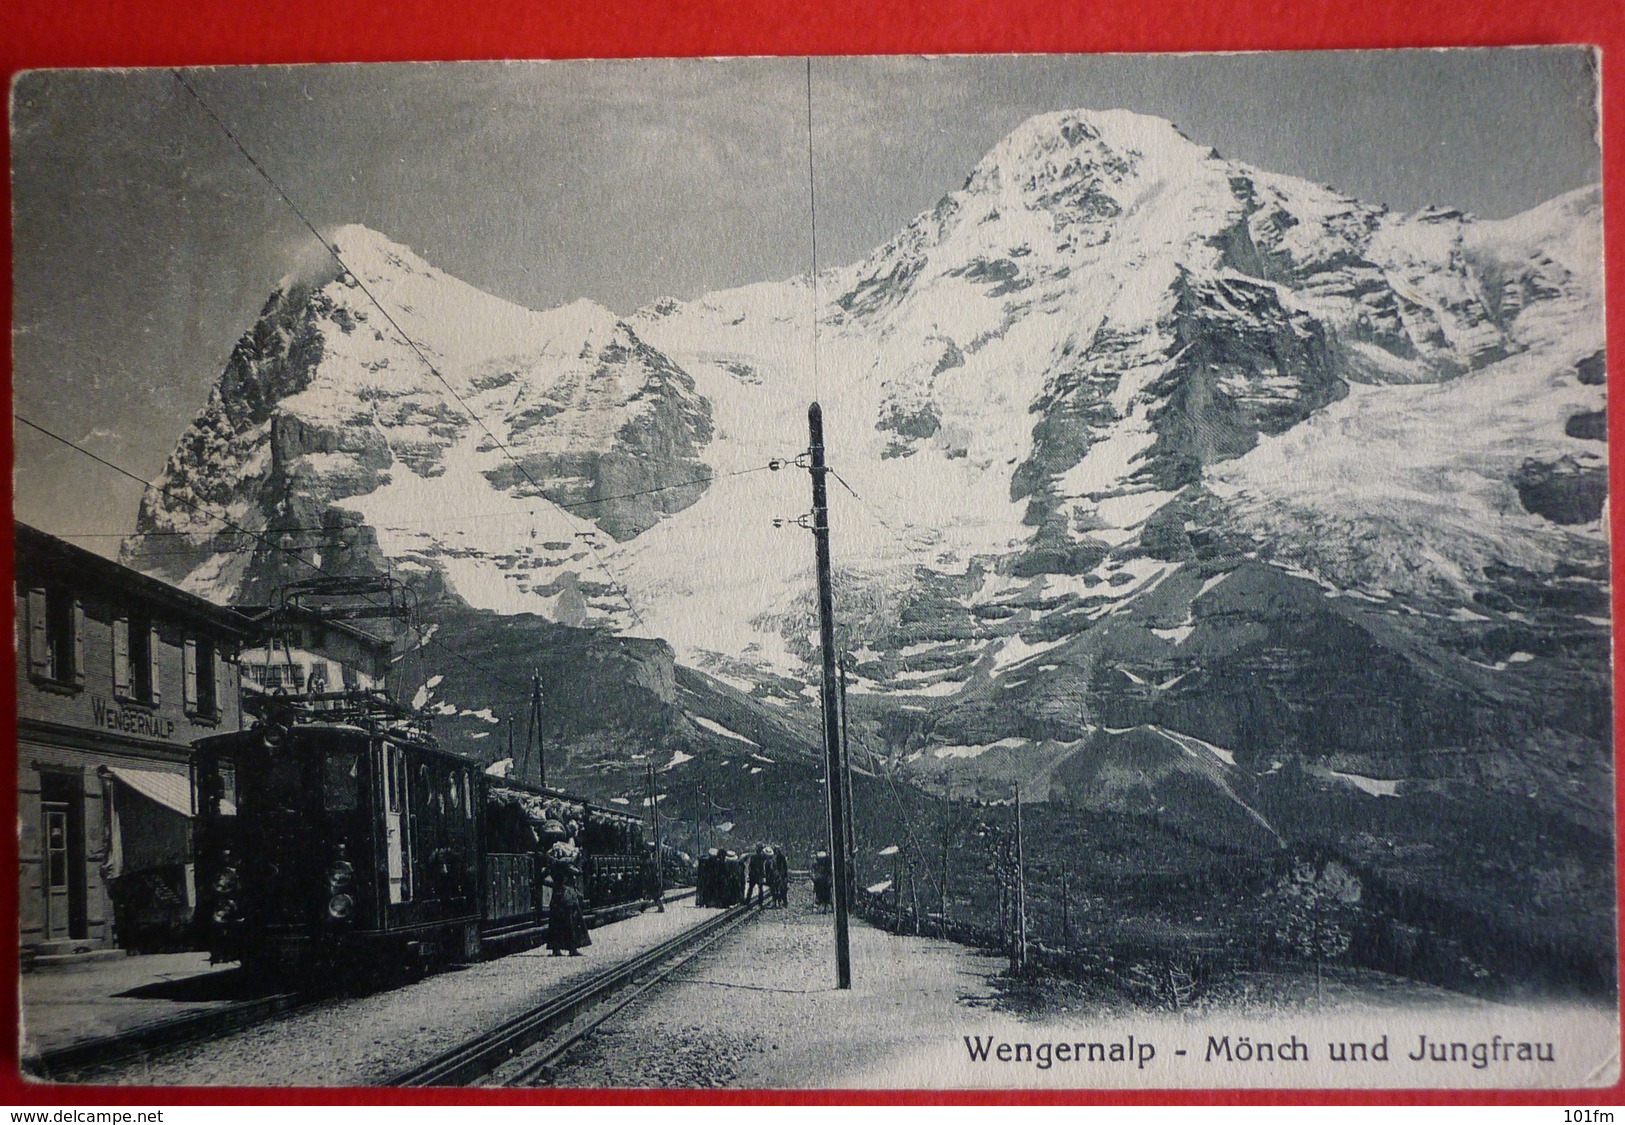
[386,901,760,1087]
[25,890,699,1084]
[23,988,312,1083]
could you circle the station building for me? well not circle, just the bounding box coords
[15,523,249,959]
[233,605,394,710]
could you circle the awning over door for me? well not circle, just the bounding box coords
[106,766,192,817]
[102,765,195,882]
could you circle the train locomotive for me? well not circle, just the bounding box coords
[190,697,654,979]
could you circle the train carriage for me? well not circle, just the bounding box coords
[479,784,652,937]
[191,703,653,979]
[193,718,484,976]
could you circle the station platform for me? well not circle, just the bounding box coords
[18,887,696,1068]
[20,950,243,1061]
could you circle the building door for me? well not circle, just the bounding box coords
[43,801,70,940]
[39,773,88,941]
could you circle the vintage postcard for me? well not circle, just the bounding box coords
[9,49,1615,1093]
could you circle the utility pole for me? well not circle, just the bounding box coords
[939,790,951,934]
[522,683,534,783]
[908,859,920,935]
[701,786,714,854]
[647,763,664,911]
[1014,783,1028,974]
[809,402,852,989]
[533,672,546,789]
[837,651,857,903]
[1061,861,1071,951]
[897,851,910,923]
[520,671,546,789]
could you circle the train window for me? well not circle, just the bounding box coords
[198,759,237,816]
[323,751,360,812]
[264,757,304,810]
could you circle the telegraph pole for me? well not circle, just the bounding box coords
[837,651,857,902]
[1061,861,1071,951]
[940,790,951,933]
[647,763,664,911]
[1014,783,1028,974]
[809,402,852,989]
[702,786,715,853]
[520,671,546,788]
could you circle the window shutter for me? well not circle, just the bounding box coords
[112,617,131,696]
[148,626,163,705]
[211,650,224,720]
[72,600,86,686]
[27,589,49,678]
[183,638,199,712]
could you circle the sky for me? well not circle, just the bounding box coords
[10,48,1603,554]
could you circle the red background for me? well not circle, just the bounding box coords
[1,0,1621,1107]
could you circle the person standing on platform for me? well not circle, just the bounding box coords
[696,849,716,907]
[546,840,591,956]
[771,846,790,907]
[812,850,832,911]
[747,844,769,907]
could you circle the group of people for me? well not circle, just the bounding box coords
[746,844,791,908]
[696,843,791,908]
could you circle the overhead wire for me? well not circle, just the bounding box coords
[54,460,783,540]
[35,67,814,730]
[813,457,972,907]
[804,56,821,405]
[169,68,648,631]
[794,57,934,904]
[17,414,544,705]
[138,67,937,864]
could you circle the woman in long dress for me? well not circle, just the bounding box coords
[546,842,592,956]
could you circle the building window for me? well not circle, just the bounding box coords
[131,618,156,702]
[184,636,220,719]
[27,587,83,688]
[113,616,158,704]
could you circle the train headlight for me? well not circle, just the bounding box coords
[211,900,237,924]
[327,893,356,921]
[211,869,241,894]
[326,860,355,893]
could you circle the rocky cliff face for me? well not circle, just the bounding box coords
[124,226,712,620]
[125,109,1609,969]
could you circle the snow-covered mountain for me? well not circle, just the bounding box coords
[126,225,712,618]
[124,108,1607,861]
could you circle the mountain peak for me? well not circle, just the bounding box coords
[966,107,1209,194]
[269,224,430,294]
[327,223,439,278]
